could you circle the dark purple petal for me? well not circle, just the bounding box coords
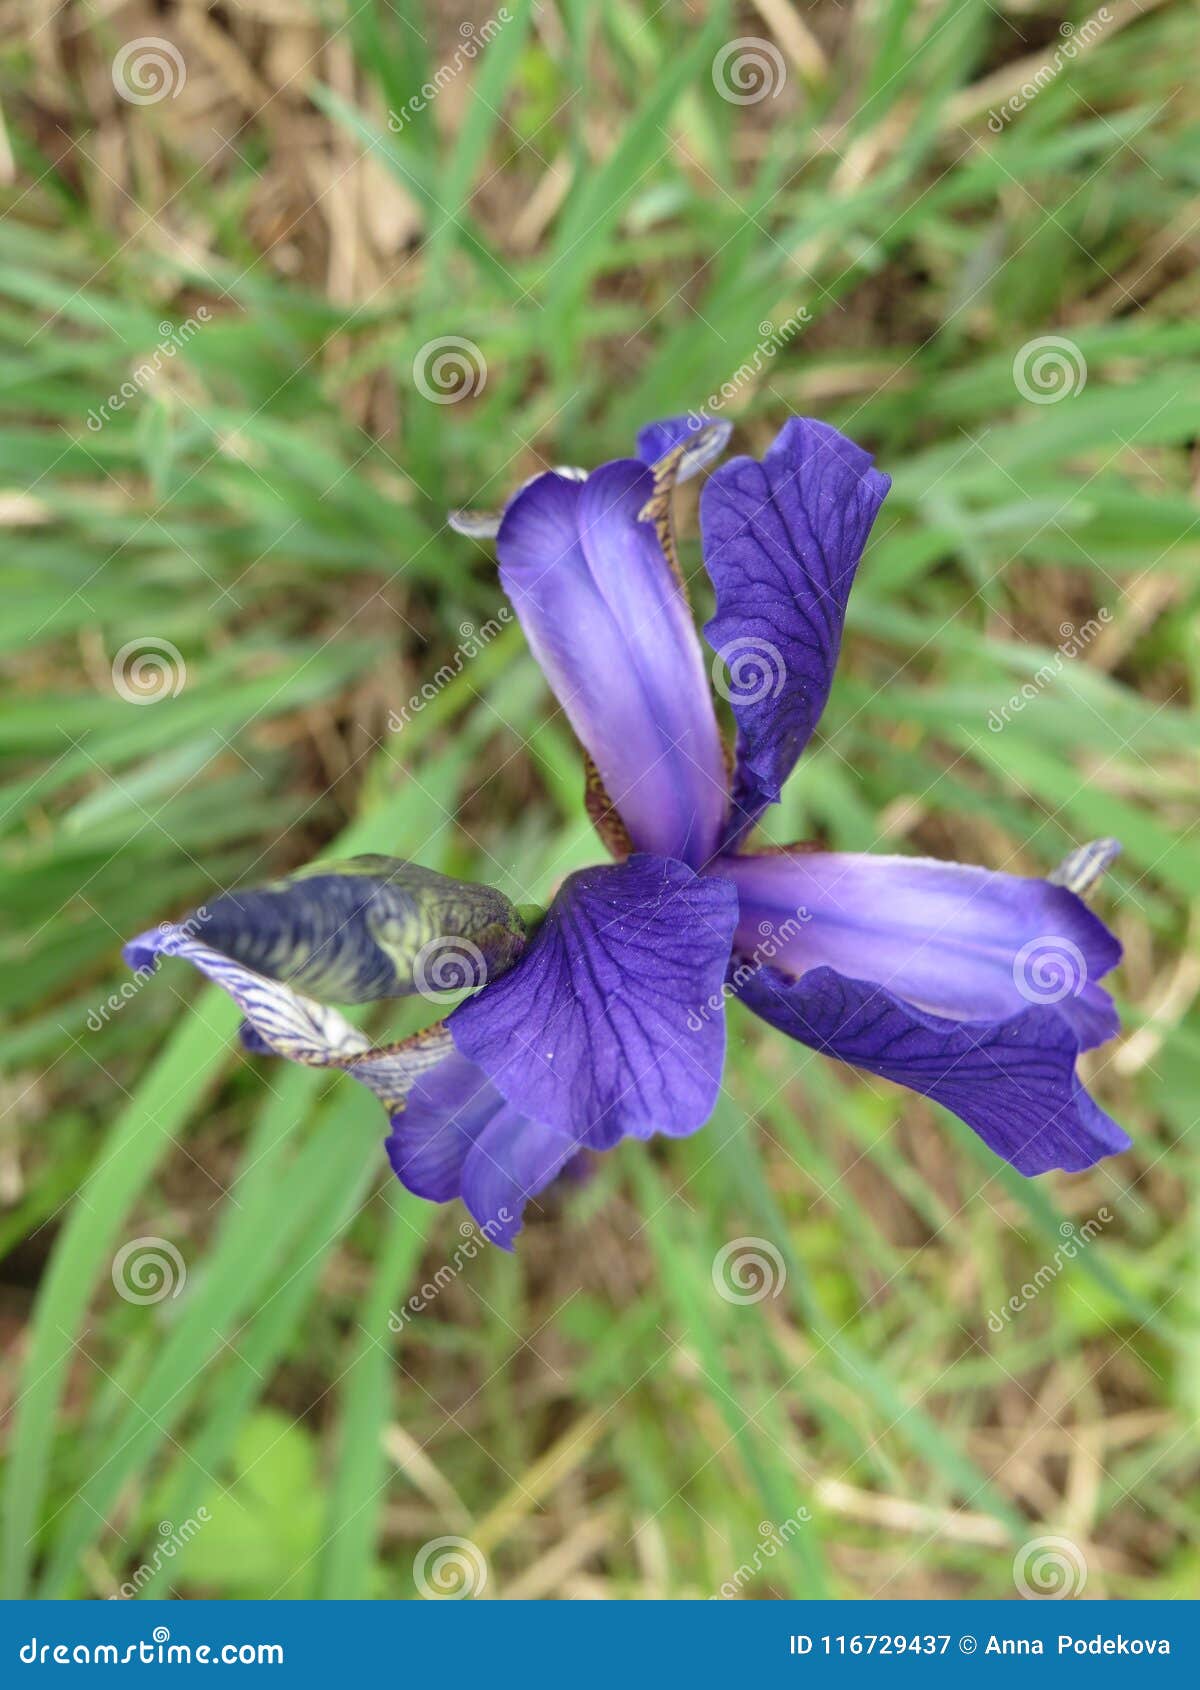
[385,1048,577,1249]
[738,963,1130,1176]
[701,418,890,844]
[712,850,1121,1049]
[636,415,733,480]
[498,462,728,867]
[449,854,739,1147]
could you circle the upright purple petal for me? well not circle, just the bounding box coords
[738,963,1130,1176]
[701,418,890,844]
[499,462,729,867]
[449,854,738,1148]
[711,850,1121,1049]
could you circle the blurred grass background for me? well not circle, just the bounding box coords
[1,0,1198,1601]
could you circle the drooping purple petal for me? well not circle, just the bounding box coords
[711,849,1121,1049]
[449,854,739,1148]
[498,462,729,868]
[636,414,733,481]
[738,963,1130,1175]
[701,418,891,845]
[384,1048,575,1248]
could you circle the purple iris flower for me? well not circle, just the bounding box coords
[124,413,1129,1249]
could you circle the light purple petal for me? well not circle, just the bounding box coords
[738,963,1130,1176]
[449,854,738,1147]
[701,418,890,844]
[499,462,728,867]
[711,850,1121,1049]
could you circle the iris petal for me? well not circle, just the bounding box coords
[498,462,729,867]
[701,417,890,845]
[449,853,738,1148]
[636,414,733,481]
[738,963,1130,1175]
[711,849,1121,1049]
